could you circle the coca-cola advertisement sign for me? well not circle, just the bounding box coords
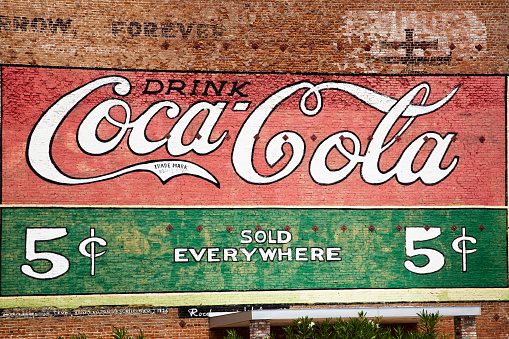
[1,66,505,206]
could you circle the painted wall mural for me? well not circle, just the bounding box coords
[1,208,507,295]
[0,66,507,297]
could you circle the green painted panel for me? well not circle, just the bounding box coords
[1,208,507,296]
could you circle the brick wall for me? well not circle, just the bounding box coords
[0,308,212,339]
[0,0,508,73]
[0,302,508,338]
[1,0,508,338]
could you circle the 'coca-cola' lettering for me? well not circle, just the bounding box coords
[26,76,459,187]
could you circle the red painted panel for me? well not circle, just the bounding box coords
[1,67,506,206]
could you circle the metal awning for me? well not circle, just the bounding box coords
[209,306,481,328]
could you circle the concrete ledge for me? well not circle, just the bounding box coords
[1,288,506,309]
[209,306,482,328]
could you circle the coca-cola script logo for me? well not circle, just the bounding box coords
[26,76,459,187]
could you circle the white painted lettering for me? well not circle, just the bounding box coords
[295,247,309,261]
[27,77,460,188]
[310,248,325,261]
[326,247,342,261]
[174,248,189,262]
